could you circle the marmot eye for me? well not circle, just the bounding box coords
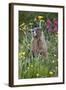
[32,30,34,32]
[32,29,34,32]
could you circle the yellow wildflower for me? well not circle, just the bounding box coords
[22,52,25,56]
[49,71,53,75]
[31,64,33,68]
[38,16,44,19]
[36,73,39,77]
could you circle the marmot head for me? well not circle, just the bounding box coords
[32,27,42,39]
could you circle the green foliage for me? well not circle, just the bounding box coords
[18,11,58,79]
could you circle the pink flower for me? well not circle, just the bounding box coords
[53,18,58,32]
[54,19,58,27]
[46,19,52,29]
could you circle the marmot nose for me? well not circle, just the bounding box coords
[33,30,37,36]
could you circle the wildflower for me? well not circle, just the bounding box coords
[22,52,25,56]
[31,64,33,68]
[54,54,56,57]
[38,16,44,20]
[35,16,44,21]
[52,18,58,32]
[53,18,58,27]
[49,71,53,75]
[46,18,53,32]
[36,73,39,77]
[52,60,55,63]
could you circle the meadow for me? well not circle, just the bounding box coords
[18,11,58,79]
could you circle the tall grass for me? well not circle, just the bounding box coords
[18,29,58,79]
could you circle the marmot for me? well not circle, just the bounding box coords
[31,27,48,58]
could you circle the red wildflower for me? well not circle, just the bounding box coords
[53,18,58,32]
[46,19,52,29]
